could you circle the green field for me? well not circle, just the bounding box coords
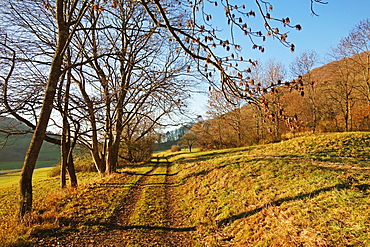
[0,167,53,188]
[0,117,61,171]
[0,160,59,171]
[0,138,60,171]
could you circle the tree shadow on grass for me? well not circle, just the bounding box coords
[181,164,228,180]
[121,162,168,169]
[111,225,196,232]
[56,218,196,233]
[174,148,253,164]
[181,157,265,181]
[217,182,369,227]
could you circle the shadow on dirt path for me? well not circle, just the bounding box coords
[109,161,195,246]
[35,162,195,246]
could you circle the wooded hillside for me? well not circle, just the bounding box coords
[183,51,370,150]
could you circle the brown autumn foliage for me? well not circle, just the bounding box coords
[186,51,370,150]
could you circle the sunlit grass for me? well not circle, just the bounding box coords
[172,132,370,246]
[1,132,370,246]
[248,132,370,164]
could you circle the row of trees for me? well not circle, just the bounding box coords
[1,0,197,216]
[181,19,370,150]
[0,0,324,216]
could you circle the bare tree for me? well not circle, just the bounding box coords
[338,19,370,105]
[206,89,245,147]
[290,50,319,132]
[139,0,324,103]
[1,0,92,216]
[263,59,286,140]
[0,0,327,217]
[327,43,362,132]
[69,1,191,175]
[180,130,198,152]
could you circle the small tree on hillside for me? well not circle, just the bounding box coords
[339,19,370,105]
[263,59,287,141]
[180,130,198,152]
[206,89,245,148]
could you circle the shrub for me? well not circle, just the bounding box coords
[171,145,181,152]
[74,155,96,172]
[48,154,96,177]
[119,136,156,163]
[47,165,60,177]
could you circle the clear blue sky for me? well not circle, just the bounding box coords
[190,0,370,117]
[245,0,370,70]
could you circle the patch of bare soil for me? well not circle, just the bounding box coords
[34,163,195,246]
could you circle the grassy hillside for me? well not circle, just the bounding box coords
[0,137,60,170]
[0,132,369,246]
[170,132,370,246]
[0,117,60,170]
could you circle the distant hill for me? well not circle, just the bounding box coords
[154,140,179,152]
[0,116,60,170]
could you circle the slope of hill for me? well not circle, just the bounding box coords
[0,117,60,170]
[171,132,370,246]
[1,132,369,246]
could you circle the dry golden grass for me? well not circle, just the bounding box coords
[172,132,370,246]
[0,165,152,247]
[0,168,101,246]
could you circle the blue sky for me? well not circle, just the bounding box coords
[189,0,370,117]
[245,0,370,70]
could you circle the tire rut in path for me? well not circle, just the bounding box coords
[87,163,164,246]
[162,162,196,247]
[117,162,195,246]
[49,162,195,246]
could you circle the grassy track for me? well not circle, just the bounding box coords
[125,164,170,246]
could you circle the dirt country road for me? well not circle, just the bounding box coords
[35,162,196,247]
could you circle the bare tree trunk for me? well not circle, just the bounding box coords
[67,152,78,187]
[61,145,67,188]
[106,107,124,173]
[62,59,78,188]
[61,106,69,188]
[19,21,67,216]
[19,0,82,216]
[107,129,123,173]
[91,149,106,175]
